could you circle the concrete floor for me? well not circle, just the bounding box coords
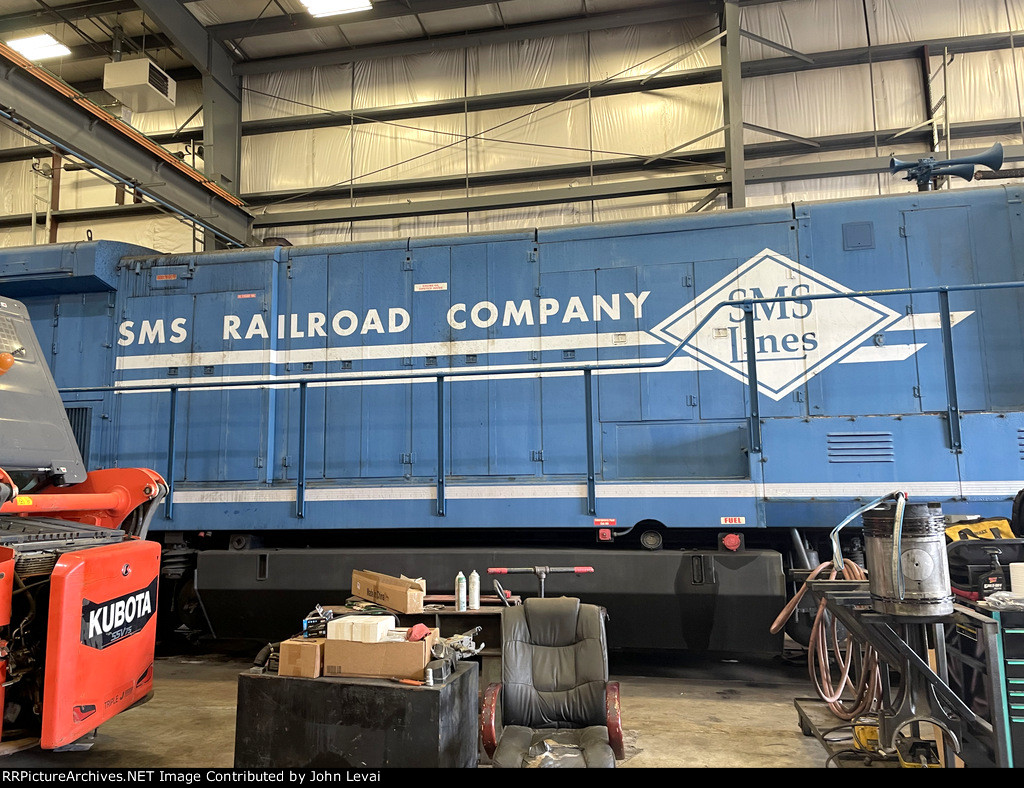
[4,646,829,769]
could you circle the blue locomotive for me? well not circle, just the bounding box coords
[3,183,1022,654]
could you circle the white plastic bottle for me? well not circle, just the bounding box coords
[468,570,480,610]
[455,571,467,611]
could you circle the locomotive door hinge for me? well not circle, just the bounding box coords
[683,274,693,287]
[530,450,544,462]
[401,452,417,464]
[793,390,804,403]
[899,225,908,237]
[528,247,538,263]
[255,456,265,468]
[403,255,414,271]
[282,456,290,468]
[913,386,922,399]
[687,394,698,406]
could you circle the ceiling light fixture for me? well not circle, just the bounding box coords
[301,0,373,18]
[6,33,71,61]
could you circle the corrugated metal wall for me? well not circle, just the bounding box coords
[0,0,1022,251]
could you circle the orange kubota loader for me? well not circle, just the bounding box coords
[0,295,166,752]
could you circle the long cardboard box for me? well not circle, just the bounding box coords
[351,570,425,614]
[323,628,439,681]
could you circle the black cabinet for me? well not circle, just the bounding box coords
[234,661,480,768]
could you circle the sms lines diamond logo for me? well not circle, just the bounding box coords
[648,248,956,402]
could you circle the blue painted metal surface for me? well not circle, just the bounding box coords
[3,185,1024,542]
[0,240,147,297]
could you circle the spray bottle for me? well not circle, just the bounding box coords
[981,547,1005,599]
[468,570,480,610]
[455,571,467,611]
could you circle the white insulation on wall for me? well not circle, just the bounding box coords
[2,0,1024,253]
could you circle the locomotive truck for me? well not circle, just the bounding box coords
[2,183,1022,655]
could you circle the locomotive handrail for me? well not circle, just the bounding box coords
[57,278,1024,521]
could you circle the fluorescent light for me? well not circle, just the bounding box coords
[301,0,373,18]
[6,33,71,61]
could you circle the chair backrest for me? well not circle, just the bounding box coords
[500,596,609,729]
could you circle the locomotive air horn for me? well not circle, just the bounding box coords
[890,142,1003,190]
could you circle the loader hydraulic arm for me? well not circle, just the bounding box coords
[0,466,167,534]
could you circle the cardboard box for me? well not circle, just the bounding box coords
[326,616,356,641]
[351,570,426,614]
[278,637,325,678]
[326,614,397,642]
[323,628,439,681]
[354,616,396,643]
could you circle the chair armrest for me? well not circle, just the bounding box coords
[606,681,624,759]
[481,682,503,759]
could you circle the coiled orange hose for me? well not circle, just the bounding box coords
[772,558,882,720]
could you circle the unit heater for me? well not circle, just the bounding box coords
[102,58,176,113]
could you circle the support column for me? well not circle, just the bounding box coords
[48,150,61,243]
[202,76,242,249]
[721,0,745,208]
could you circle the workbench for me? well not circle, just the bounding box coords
[233,660,480,768]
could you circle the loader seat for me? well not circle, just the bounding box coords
[480,596,623,768]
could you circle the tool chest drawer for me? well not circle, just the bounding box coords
[995,612,1024,766]
[999,619,1024,660]
[1003,661,1024,680]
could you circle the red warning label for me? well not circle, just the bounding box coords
[594,518,617,527]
